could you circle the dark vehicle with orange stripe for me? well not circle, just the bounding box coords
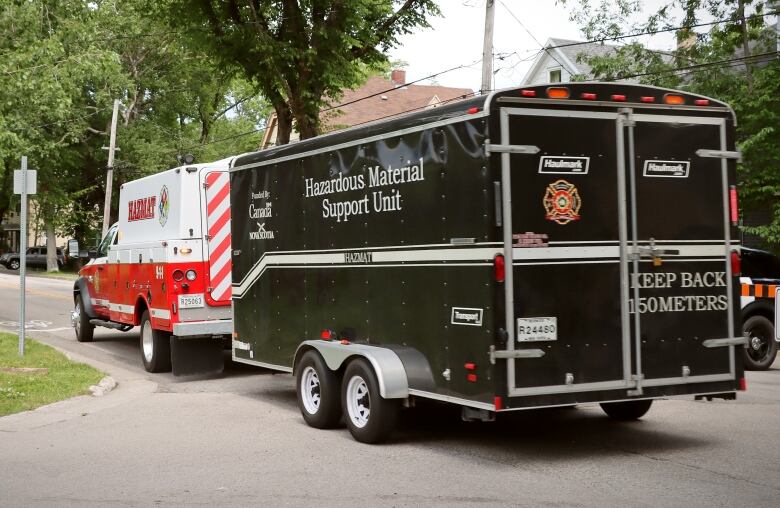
[229,83,747,443]
[740,247,780,370]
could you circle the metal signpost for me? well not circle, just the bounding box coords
[13,156,37,356]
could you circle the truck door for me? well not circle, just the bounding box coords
[625,113,737,388]
[498,107,633,397]
[202,171,232,305]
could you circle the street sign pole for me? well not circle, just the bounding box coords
[18,156,27,356]
[14,156,37,356]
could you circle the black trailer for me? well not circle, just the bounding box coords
[229,83,746,443]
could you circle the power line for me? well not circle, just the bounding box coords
[497,0,570,72]
[610,49,779,81]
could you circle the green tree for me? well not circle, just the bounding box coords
[165,0,439,145]
[564,0,780,249]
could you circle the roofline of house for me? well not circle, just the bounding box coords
[521,38,581,84]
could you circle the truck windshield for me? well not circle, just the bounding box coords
[97,225,118,257]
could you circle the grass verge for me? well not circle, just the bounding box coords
[26,269,78,281]
[0,332,104,417]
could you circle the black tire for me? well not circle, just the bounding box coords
[341,358,400,444]
[600,399,653,421]
[9,258,19,270]
[73,294,94,343]
[742,315,777,371]
[295,350,342,429]
[139,310,172,373]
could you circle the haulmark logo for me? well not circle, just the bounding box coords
[158,185,170,226]
[249,222,275,240]
[543,179,581,225]
[538,156,590,175]
[643,160,690,178]
[451,307,483,326]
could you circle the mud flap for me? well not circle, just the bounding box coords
[170,336,225,376]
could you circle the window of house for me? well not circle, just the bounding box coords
[549,69,562,83]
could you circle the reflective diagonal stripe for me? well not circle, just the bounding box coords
[205,172,232,302]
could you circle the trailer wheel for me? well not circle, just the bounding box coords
[600,399,653,421]
[295,350,342,428]
[139,310,172,373]
[742,315,777,371]
[342,358,399,444]
[73,294,94,343]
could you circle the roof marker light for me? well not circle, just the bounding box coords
[520,89,537,97]
[663,94,685,105]
[467,107,480,114]
[611,94,626,102]
[580,92,597,100]
[694,99,710,106]
[546,87,570,99]
[640,96,655,103]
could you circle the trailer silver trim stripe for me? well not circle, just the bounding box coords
[496,390,735,413]
[642,373,734,387]
[231,112,489,173]
[626,112,644,394]
[719,119,737,379]
[509,379,632,397]
[631,113,725,125]
[499,108,518,392]
[502,107,620,120]
[407,389,495,411]
[231,356,294,373]
[495,97,733,116]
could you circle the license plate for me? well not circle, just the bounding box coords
[178,294,204,309]
[517,317,557,342]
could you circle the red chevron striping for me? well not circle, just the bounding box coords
[207,179,230,215]
[208,206,231,239]
[209,234,231,265]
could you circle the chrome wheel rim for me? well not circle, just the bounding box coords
[346,375,370,429]
[142,321,154,363]
[300,366,321,414]
[73,302,81,336]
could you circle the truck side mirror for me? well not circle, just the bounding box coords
[67,239,79,258]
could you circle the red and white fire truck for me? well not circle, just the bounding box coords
[71,158,234,375]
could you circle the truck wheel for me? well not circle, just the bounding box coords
[342,358,399,444]
[73,294,94,343]
[742,315,777,371]
[295,350,341,428]
[9,258,19,270]
[600,399,653,421]
[140,310,172,373]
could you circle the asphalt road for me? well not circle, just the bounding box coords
[0,268,779,507]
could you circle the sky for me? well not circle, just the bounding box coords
[389,0,678,92]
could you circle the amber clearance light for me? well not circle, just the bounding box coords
[663,94,685,105]
[546,87,570,99]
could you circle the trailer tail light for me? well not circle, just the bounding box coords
[729,185,739,226]
[640,96,655,103]
[494,396,503,410]
[546,87,570,99]
[320,329,335,340]
[663,94,685,105]
[580,92,597,100]
[172,269,184,281]
[520,89,536,97]
[611,94,626,102]
[739,377,747,391]
[694,99,710,106]
[466,373,478,382]
[464,362,476,370]
[494,254,505,282]
[730,250,741,277]
[467,107,480,114]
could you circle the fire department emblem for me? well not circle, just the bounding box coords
[543,179,581,225]
[158,185,169,227]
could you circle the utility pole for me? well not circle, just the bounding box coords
[481,0,496,94]
[102,99,120,237]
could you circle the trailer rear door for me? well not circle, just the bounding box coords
[498,107,632,397]
[497,106,737,398]
[626,113,736,388]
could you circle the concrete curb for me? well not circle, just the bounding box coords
[89,376,117,397]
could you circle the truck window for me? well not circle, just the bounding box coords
[97,225,118,257]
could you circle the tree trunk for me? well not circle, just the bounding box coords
[274,105,294,146]
[45,220,58,272]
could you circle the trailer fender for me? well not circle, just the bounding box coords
[294,340,409,399]
[73,277,97,319]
